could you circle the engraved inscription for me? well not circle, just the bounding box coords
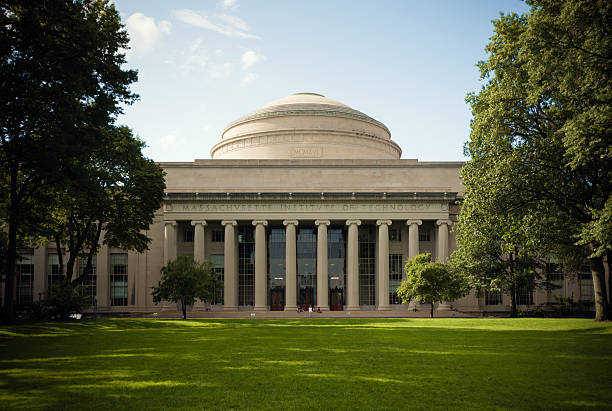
[290,146,323,158]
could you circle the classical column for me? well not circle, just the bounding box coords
[191,220,207,263]
[316,220,330,311]
[222,220,238,311]
[253,220,268,311]
[345,220,361,311]
[406,220,422,259]
[436,220,452,263]
[436,219,453,311]
[163,221,177,265]
[377,220,392,311]
[283,220,298,311]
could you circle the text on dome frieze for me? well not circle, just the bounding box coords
[169,202,442,212]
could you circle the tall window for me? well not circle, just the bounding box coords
[485,291,503,305]
[389,254,403,305]
[389,227,401,242]
[267,228,286,309]
[358,226,376,306]
[579,265,594,302]
[211,255,224,304]
[297,227,316,307]
[16,253,34,306]
[238,226,255,306]
[47,253,64,289]
[546,263,564,281]
[110,253,128,306]
[517,287,533,305]
[183,229,194,243]
[327,227,346,310]
[79,255,97,306]
[419,229,431,242]
[212,229,225,243]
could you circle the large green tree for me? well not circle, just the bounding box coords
[153,256,221,320]
[397,253,469,318]
[463,0,611,320]
[0,0,137,321]
[45,125,165,286]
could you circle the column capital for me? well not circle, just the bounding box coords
[436,219,453,226]
[190,220,207,226]
[221,220,237,227]
[315,220,330,226]
[283,220,299,227]
[164,220,177,226]
[376,220,392,226]
[252,220,268,227]
[406,219,423,226]
[345,219,361,226]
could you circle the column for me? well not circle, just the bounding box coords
[316,220,330,311]
[253,220,268,311]
[191,220,207,263]
[436,219,453,311]
[283,220,298,311]
[377,220,392,311]
[97,239,110,310]
[436,220,452,263]
[163,221,177,265]
[222,220,238,311]
[33,245,47,302]
[406,220,422,259]
[345,220,361,311]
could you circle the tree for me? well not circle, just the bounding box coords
[464,0,611,320]
[449,182,554,316]
[43,125,165,287]
[0,0,137,322]
[397,253,469,318]
[152,256,221,320]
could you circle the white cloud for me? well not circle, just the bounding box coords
[159,134,185,149]
[125,13,171,57]
[171,9,260,40]
[240,73,257,86]
[241,50,267,70]
[221,0,238,10]
[170,38,234,78]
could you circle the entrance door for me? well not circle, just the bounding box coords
[330,288,343,310]
[270,288,284,311]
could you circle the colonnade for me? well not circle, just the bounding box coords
[163,218,453,311]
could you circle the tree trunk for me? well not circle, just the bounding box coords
[2,165,19,323]
[73,224,102,285]
[589,255,608,321]
[54,235,64,284]
[3,216,18,324]
[509,279,517,317]
[430,302,434,318]
[606,250,612,319]
[182,302,187,320]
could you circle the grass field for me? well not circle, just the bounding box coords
[1,318,611,410]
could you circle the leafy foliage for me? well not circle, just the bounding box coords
[152,256,221,320]
[44,283,90,321]
[397,253,469,318]
[462,0,611,320]
[0,0,138,321]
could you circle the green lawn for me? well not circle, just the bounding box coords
[1,318,611,410]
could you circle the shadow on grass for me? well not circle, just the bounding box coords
[0,319,611,410]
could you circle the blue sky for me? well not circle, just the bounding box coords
[113,0,530,162]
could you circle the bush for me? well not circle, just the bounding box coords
[45,283,90,320]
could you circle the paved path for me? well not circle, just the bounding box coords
[134,309,480,319]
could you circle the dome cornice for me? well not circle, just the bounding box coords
[222,103,390,137]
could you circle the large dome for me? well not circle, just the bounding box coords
[210,93,401,159]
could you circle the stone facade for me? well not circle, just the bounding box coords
[10,93,596,314]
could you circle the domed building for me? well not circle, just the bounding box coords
[18,93,585,315]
